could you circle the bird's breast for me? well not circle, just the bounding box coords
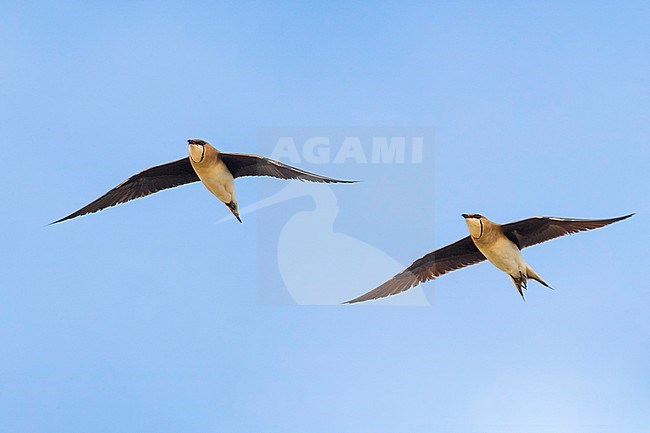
[474,236,525,275]
[192,160,235,203]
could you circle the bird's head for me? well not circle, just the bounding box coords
[462,213,486,239]
[188,139,209,163]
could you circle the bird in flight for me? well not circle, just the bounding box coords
[52,139,355,224]
[345,213,633,303]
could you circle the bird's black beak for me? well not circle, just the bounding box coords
[462,213,469,219]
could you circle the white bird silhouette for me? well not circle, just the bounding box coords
[220,182,431,306]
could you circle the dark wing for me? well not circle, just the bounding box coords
[501,214,634,250]
[345,236,487,304]
[51,157,200,224]
[220,153,356,183]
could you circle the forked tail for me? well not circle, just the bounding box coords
[526,265,553,290]
[509,274,528,300]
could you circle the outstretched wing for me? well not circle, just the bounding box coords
[220,153,356,183]
[345,236,486,304]
[501,214,634,250]
[51,157,200,224]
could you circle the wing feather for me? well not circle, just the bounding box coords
[345,237,486,304]
[220,153,356,183]
[500,214,634,250]
[51,157,199,224]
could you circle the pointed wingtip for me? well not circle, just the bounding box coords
[49,211,84,225]
[576,212,634,231]
[610,213,635,223]
[326,178,359,184]
[342,296,364,304]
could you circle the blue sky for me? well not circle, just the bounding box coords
[1,1,649,432]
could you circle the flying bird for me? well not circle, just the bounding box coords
[345,213,634,303]
[52,139,355,224]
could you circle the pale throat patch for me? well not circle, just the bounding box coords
[465,219,483,239]
[189,145,205,163]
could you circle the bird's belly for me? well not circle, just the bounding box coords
[478,238,525,275]
[196,163,235,203]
